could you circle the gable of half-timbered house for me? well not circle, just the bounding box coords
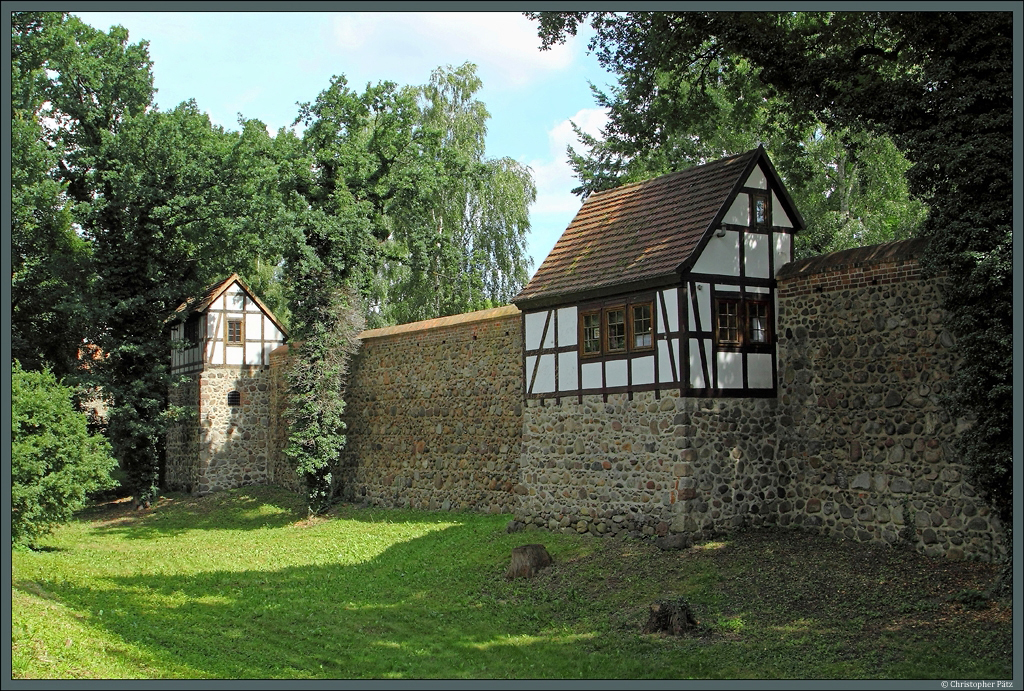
[513,146,804,400]
[169,273,288,374]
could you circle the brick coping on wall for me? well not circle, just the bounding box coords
[268,305,523,360]
[777,237,929,281]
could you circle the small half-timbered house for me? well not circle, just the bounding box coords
[166,274,288,494]
[513,146,803,399]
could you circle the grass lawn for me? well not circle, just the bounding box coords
[11,485,1012,680]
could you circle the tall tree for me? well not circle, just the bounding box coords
[10,11,150,379]
[383,63,535,325]
[530,11,1013,579]
[544,17,926,259]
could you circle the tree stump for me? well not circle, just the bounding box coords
[505,544,552,579]
[642,598,699,636]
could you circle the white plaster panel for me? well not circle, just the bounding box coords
[213,295,225,311]
[696,286,711,332]
[688,338,705,388]
[265,323,282,342]
[534,354,555,394]
[245,313,263,338]
[704,339,714,387]
[659,288,678,333]
[245,343,262,366]
[227,288,245,311]
[263,344,277,365]
[715,283,741,292]
[225,344,244,366]
[557,307,577,346]
[525,311,548,352]
[744,165,768,189]
[773,231,791,273]
[558,351,578,391]
[581,361,602,390]
[771,192,793,228]
[605,358,628,388]
[212,341,224,365]
[658,340,675,383]
[747,352,774,389]
[525,355,537,391]
[746,286,770,294]
[744,231,771,279]
[208,312,220,335]
[245,297,262,313]
[631,355,655,386]
[723,193,749,225]
[692,230,740,276]
[717,351,743,389]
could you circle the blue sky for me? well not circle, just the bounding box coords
[75,11,614,277]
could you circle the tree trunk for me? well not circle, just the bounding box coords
[642,598,699,635]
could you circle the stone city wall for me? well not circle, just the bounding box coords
[774,239,1004,560]
[517,393,779,540]
[166,377,201,492]
[268,306,525,512]
[255,239,1002,560]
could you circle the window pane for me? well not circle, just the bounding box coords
[227,320,242,343]
[633,304,652,348]
[607,309,625,351]
[583,313,601,354]
[749,302,769,343]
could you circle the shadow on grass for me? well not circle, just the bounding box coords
[22,518,662,680]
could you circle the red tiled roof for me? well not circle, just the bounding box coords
[515,149,762,307]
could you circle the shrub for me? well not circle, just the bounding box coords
[11,361,117,547]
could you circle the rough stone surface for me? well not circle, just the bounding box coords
[167,365,275,495]
[237,242,1005,562]
[316,310,523,512]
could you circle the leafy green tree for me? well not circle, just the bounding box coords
[383,63,535,324]
[539,15,926,259]
[11,361,117,547]
[530,11,1013,577]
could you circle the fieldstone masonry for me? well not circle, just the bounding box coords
[167,366,275,494]
[200,238,1002,561]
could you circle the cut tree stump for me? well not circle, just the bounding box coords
[505,544,552,579]
[641,598,699,636]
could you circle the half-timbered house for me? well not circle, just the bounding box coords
[166,274,288,494]
[513,146,803,400]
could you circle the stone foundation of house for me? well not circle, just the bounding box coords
[166,366,275,495]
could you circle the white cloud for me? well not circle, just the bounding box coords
[326,13,576,88]
[529,107,608,214]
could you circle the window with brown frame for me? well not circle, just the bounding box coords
[579,300,655,356]
[631,303,653,350]
[581,311,602,356]
[605,307,626,353]
[226,319,243,344]
[748,300,771,344]
[716,299,741,346]
[715,297,772,348]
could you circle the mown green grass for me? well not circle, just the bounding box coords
[11,486,1013,679]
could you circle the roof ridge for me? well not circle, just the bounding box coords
[588,148,758,200]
